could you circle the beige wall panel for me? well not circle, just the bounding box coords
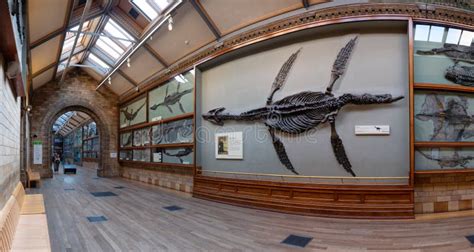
[28,0,70,43]
[119,48,164,83]
[83,68,103,81]
[32,67,55,90]
[109,74,134,95]
[31,35,62,74]
[147,2,215,64]
[199,0,302,35]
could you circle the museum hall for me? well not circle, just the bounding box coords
[0,0,473,251]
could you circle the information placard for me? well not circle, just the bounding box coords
[215,132,243,159]
[33,140,42,164]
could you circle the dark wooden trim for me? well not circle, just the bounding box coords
[193,175,414,219]
[117,69,138,87]
[414,83,474,93]
[189,0,221,39]
[119,160,194,169]
[32,63,56,78]
[408,18,415,188]
[415,142,474,147]
[83,135,99,141]
[119,112,194,132]
[415,169,474,175]
[121,143,193,150]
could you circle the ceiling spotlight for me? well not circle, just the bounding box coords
[149,36,153,41]
[127,58,131,68]
[135,86,139,92]
[108,77,112,85]
[168,17,173,31]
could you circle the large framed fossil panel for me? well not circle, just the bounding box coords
[415,147,474,171]
[413,24,473,87]
[148,71,194,122]
[151,118,193,145]
[120,96,147,128]
[414,90,474,142]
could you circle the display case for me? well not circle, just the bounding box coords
[413,23,474,173]
[118,69,195,168]
[82,121,99,162]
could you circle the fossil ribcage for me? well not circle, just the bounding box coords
[203,37,404,176]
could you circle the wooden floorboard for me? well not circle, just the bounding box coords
[27,166,474,251]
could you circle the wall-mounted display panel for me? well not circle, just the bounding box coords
[414,24,473,86]
[120,97,147,128]
[160,147,193,165]
[415,147,474,171]
[197,21,409,179]
[152,118,193,145]
[120,150,133,161]
[414,90,474,142]
[120,132,132,148]
[133,149,151,162]
[148,71,194,121]
[133,127,151,147]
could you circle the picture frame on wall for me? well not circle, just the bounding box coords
[120,97,147,128]
[215,132,243,160]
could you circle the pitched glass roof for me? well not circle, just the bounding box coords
[52,111,74,133]
[131,0,174,20]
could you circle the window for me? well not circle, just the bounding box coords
[103,19,134,48]
[90,18,135,64]
[415,24,473,46]
[86,53,110,75]
[57,53,83,73]
[131,0,174,20]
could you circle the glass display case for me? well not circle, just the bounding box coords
[120,96,147,128]
[152,118,193,145]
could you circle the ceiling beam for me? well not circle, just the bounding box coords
[117,69,139,87]
[32,62,56,78]
[59,0,93,85]
[143,44,169,67]
[189,0,221,39]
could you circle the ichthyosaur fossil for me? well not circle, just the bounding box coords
[152,119,193,144]
[202,37,404,176]
[416,94,474,141]
[417,149,474,169]
[445,63,474,86]
[163,148,193,164]
[121,102,145,124]
[416,42,474,63]
[150,83,193,114]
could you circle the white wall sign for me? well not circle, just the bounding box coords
[215,132,243,159]
[33,140,42,164]
[355,125,390,135]
[110,152,117,158]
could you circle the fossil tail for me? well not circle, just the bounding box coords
[416,49,436,55]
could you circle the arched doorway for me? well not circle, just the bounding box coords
[37,105,117,178]
[51,111,100,175]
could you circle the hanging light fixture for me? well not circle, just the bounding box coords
[127,58,131,68]
[108,77,112,85]
[168,16,173,31]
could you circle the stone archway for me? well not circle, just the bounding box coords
[45,106,109,178]
[29,69,120,179]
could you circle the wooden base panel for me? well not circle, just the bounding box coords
[193,176,414,219]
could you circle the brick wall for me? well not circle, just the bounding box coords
[0,55,21,209]
[30,69,120,178]
[414,172,474,214]
[122,167,193,193]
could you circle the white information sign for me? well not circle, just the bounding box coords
[33,140,43,164]
[215,132,243,159]
[355,125,390,135]
[110,152,117,158]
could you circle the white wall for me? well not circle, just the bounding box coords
[0,54,21,209]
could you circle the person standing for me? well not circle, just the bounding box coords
[53,153,61,173]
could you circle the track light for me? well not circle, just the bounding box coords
[149,36,153,41]
[168,17,173,31]
[135,86,139,92]
[127,58,131,68]
[108,77,112,85]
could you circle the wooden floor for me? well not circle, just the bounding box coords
[28,166,474,252]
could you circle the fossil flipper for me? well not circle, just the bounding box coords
[178,102,186,114]
[267,49,301,105]
[326,36,358,94]
[268,127,299,175]
[330,121,356,177]
[166,105,173,113]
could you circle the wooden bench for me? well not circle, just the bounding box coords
[26,169,41,188]
[0,182,50,251]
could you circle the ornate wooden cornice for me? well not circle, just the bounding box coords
[119,2,473,103]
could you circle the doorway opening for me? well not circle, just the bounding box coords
[51,111,100,175]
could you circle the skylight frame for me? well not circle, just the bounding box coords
[414,24,473,46]
[85,52,111,75]
[130,0,175,21]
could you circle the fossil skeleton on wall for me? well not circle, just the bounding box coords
[445,63,474,86]
[121,102,145,125]
[202,37,404,176]
[150,83,193,114]
[152,119,193,144]
[163,148,193,164]
[417,149,474,169]
[416,94,474,141]
[416,42,474,63]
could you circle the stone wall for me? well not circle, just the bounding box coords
[0,55,21,209]
[30,69,120,178]
[121,167,193,193]
[414,172,474,214]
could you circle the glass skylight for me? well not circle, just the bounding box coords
[459,30,473,46]
[131,0,174,20]
[415,24,473,46]
[87,53,110,75]
[445,28,462,44]
[103,19,134,48]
